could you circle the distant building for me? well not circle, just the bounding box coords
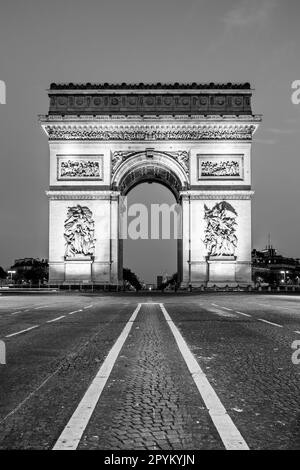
[252,247,300,285]
[157,276,163,289]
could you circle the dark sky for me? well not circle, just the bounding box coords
[0,0,300,282]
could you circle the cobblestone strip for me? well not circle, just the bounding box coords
[160,304,249,450]
[78,303,222,450]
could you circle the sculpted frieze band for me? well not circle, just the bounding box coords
[45,124,256,141]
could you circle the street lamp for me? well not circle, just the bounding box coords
[280,270,289,284]
[7,270,16,281]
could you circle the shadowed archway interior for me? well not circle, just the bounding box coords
[122,182,178,285]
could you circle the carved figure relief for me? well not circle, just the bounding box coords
[198,155,243,180]
[201,160,240,177]
[58,157,102,180]
[111,150,189,177]
[173,151,189,176]
[111,151,133,175]
[64,205,96,258]
[204,201,238,257]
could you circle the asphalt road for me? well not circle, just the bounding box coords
[0,292,300,450]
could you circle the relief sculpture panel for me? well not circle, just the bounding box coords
[198,155,243,180]
[57,155,103,180]
[204,201,238,257]
[64,205,96,258]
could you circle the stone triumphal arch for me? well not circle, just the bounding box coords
[40,83,261,287]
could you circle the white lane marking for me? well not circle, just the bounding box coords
[211,303,220,307]
[68,309,83,315]
[258,319,283,328]
[9,305,46,315]
[35,305,50,310]
[1,363,65,423]
[83,305,93,309]
[159,303,249,451]
[5,325,39,338]
[1,322,108,424]
[210,308,237,319]
[236,311,252,318]
[220,306,233,311]
[47,316,65,324]
[294,331,300,335]
[53,303,142,450]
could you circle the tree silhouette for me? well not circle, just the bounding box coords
[123,268,142,291]
[0,267,7,279]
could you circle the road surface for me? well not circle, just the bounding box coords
[0,292,299,450]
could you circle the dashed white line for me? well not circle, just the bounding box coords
[258,319,283,328]
[236,311,252,318]
[5,325,39,338]
[47,316,65,323]
[68,309,83,315]
[221,306,233,311]
[211,303,219,307]
[11,311,22,315]
[53,303,142,450]
[160,303,249,451]
[35,305,50,310]
[83,305,93,309]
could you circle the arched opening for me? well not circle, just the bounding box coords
[112,151,188,289]
[122,182,180,289]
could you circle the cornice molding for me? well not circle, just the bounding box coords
[40,114,261,122]
[49,82,252,91]
[40,120,260,142]
[180,190,254,200]
[46,190,120,200]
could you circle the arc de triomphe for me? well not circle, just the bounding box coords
[39,83,261,287]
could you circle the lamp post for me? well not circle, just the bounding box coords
[280,270,289,284]
[7,270,16,281]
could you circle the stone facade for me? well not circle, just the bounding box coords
[40,83,261,286]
